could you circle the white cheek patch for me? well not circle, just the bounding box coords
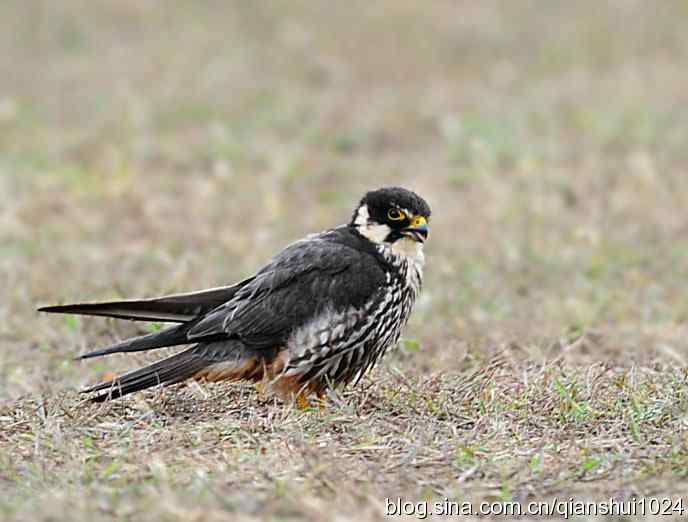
[354,204,392,244]
[353,204,370,226]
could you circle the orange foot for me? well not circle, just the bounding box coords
[296,391,311,410]
[296,390,328,410]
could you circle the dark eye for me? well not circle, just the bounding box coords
[387,208,404,221]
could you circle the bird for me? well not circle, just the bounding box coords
[38,186,431,408]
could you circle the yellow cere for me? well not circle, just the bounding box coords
[408,215,427,228]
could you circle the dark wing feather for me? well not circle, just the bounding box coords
[187,234,386,348]
[77,322,194,360]
[38,279,254,323]
[76,315,232,360]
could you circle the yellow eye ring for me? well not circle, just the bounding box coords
[387,208,404,221]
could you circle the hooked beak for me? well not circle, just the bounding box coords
[402,215,429,243]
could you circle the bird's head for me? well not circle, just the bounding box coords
[350,187,431,256]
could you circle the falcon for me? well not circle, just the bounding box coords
[39,187,431,407]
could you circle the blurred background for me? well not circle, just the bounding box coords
[2,0,688,398]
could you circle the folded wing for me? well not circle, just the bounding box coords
[37,279,254,323]
[187,238,385,349]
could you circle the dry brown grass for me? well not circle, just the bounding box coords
[2,1,688,520]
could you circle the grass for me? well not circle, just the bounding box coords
[2,1,688,520]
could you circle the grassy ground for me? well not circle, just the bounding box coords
[2,1,688,520]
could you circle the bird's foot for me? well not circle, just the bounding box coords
[296,391,311,410]
[295,390,328,410]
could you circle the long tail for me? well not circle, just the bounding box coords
[83,341,264,402]
[85,346,210,402]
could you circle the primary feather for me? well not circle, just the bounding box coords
[38,282,253,323]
